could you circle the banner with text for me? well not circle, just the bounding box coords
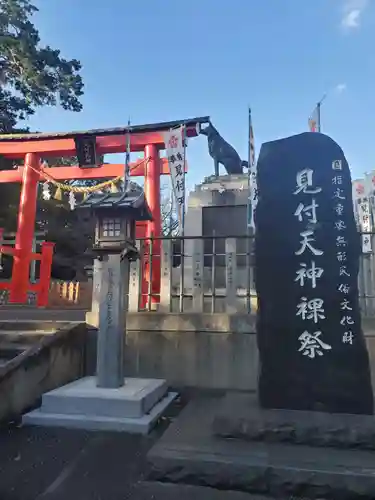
[352,178,373,253]
[164,126,186,229]
[247,108,257,230]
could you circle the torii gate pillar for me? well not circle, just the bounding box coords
[144,144,161,304]
[10,153,41,303]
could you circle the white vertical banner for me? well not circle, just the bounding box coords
[164,126,185,229]
[248,168,258,230]
[364,172,375,253]
[352,179,364,226]
[365,170,375,217]
[352,178,372,253]
[247,108,257,230]
[359,199,372,253]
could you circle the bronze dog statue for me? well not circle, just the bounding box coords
[200,122,248,176]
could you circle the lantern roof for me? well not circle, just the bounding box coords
[78,182,152,221]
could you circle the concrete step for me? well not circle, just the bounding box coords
[0,309,86,322]
[0,320,81,332]
[0,331,54,348]
[0,326,57,362]
[0,343,29,360]
[147,397,375,499]
[0,323,80,362]
[0,321,84,370]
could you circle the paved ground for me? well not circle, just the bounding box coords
[0,395,275,500]
[0,421,282,500]
[3,389,343,500]
[147,396,375,500]
[0,391,182,500]
[0,424,152,500]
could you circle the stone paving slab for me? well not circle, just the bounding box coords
[213,392,375,449]
[147,396,375,499]
[129,482,278,499]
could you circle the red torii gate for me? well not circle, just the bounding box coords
[0,117,209,306]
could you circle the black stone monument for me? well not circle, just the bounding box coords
[255,132,374,415]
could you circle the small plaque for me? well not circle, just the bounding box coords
[75,135,98,168]
[332,159,342,171]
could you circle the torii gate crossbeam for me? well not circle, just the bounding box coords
[0,116,209,305]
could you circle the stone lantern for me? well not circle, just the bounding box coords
[23,183,177,434]
[79,184,152,389]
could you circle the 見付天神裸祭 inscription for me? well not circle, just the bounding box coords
[255,132,373,415]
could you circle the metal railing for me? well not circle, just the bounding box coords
[0,233,373,315]
[128,234,256,313]
[128,233,375,316]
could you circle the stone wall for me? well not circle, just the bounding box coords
[0,323,87,423]
[85,312,375,391]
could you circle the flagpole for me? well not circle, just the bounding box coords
[316,102,322,132]
[124,118,131,192]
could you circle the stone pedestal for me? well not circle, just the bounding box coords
[23,376,177,434]
[182,174,255,312]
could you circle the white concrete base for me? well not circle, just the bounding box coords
[22,376,178,434]
[39,377,168,418]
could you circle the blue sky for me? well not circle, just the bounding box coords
[29,0,375,189]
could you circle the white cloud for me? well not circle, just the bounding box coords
[341,0,369,29]
[335,83,347,93]
[342,8,361,27]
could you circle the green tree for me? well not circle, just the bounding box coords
[0,0,87,279]
[0,0,84,232]
[0,0,83,133]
